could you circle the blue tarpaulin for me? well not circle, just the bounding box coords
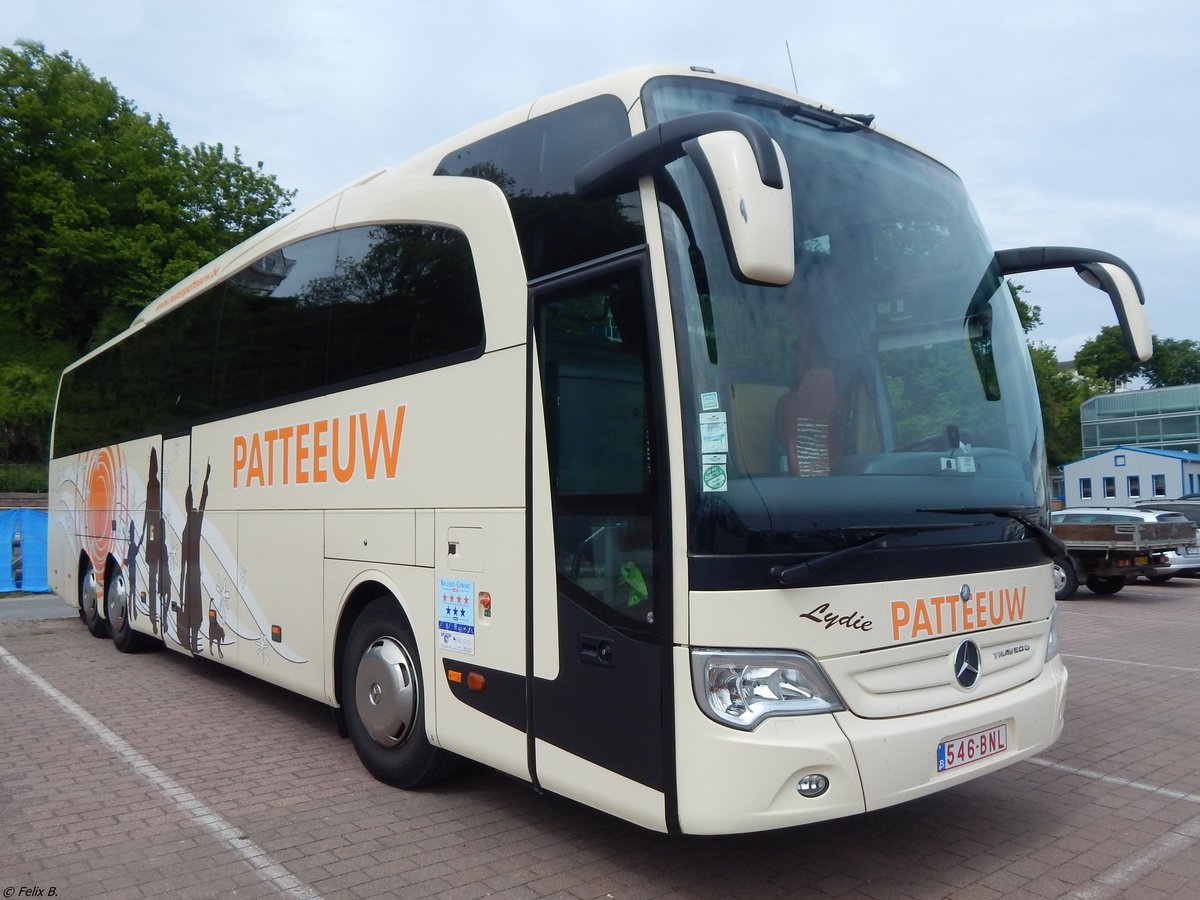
[0,508,50,593]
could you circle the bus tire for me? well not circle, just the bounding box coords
[108,568,148,653]
[341,596,463,788]
[1085,575,1125,596]
[1052,557,1078,601]
[80,561,108,638]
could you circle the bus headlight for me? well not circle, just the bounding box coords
[1045,603,1061,662]
[691,649,845,730]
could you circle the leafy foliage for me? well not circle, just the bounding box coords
[1009,282,1107,467]
[0,41,295,463]
[1073,327,1200,392]
[1073,326,1142,392]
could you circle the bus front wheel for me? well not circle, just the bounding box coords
[341,597,462,788]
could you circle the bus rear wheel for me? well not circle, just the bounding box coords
[80,562,108,638]
[341,597,462,788]
[108,569,149,653]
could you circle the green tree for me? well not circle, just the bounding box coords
[0,41,295,465]
[1027,341,1106,466]
[1074,325,1143,392]
[1142,336,1200,388]
[1008,281,1106,466]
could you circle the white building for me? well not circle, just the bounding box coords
[1061,445,1200,508]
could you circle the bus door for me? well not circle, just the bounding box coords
[530,254,673,828]
[158,434,194,653]
[158,432,230,663]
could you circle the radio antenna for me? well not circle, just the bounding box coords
[785,41,798,93]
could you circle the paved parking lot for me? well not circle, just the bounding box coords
[1,583,1198,900]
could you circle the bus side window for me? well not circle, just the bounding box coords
[536,267,660,628]
[327,224,484,382]
[215,232,339,409]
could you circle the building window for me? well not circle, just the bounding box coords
[1103,477,1116,499]
[1114,454,1126,467]
[1127,476,1140,498]
[1153,474,1167,497]
[1079,478,1092,500]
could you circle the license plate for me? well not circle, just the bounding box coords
[1185,547,1199,556]
[937,724,1008,773]
[1134,555,1149,565]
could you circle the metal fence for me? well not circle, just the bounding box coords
[1,508,50,593]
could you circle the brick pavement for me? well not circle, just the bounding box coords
[0,582,1197,899]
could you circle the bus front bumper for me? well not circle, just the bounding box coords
[673,652,1067,835]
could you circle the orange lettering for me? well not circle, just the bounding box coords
[332,415,356,483]
[263,429,278,485]
[891,602,911,641]
[361,406,405,480]
[295,422,311,485]
[278,426,294,485]
[912,598,933,638]
[312,419,329,483]
[231,406,404,488]
[233,436,247,487]
[246,434,265,487]
[1004,587,1026,620]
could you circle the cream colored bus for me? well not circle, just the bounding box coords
[48,65,1150,834]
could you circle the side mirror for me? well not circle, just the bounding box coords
[576,111,795,286]
[682,131,794,285]
[995,246,1152,362]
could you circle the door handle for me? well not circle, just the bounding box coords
[578,634,614,668]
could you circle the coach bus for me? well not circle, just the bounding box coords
[47,65,1150,834]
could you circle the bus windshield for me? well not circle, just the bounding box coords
[645,76,1046,559]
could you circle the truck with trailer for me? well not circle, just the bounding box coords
[1050,507,1196,599]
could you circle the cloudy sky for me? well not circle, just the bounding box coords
[5,0,1197,359]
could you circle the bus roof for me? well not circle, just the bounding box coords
[128,64,920,330]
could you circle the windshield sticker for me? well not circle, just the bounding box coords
[702,462,728,492]
[699,412,729,454]
[702,454,728,491]
[438,577,476,655]
[939,455,977,473]
[700,391,720,412]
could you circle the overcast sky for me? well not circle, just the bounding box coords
[5,0,1197,359]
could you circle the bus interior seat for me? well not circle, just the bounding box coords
[727,382,788,476]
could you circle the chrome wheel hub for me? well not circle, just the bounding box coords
[82,570,99,620]
[109,574,128,630]
[355,637,417,748]
[1052,564,1067,592]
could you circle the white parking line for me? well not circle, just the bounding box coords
[0,643,324,900]
[1027,756,1200,805]
[1068,813,1200,900]
[1062,652,1200,674]
[1027,757,1200,898]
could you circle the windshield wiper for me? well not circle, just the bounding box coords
[918,506,1066,559]
[734,95,874,132]
[769,522,981,587]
